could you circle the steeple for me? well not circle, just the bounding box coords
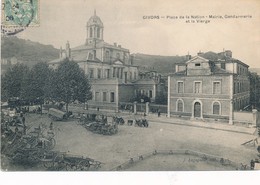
[86,10,104,45]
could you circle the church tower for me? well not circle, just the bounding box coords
[86,10,104,45]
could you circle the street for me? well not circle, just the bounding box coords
[2,112,257,171]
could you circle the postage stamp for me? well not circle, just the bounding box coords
[1,0,40,27]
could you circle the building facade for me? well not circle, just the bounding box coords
[48,11,165,111]
[168,51,250,124]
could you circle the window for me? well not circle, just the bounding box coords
[103,92,107,102]
[124,72,127,83]
[89,69,94,78]
[213,81,221,94]
[95,92,100,101]
[194,82,201,93]
[130,72,132,80]
[116,53,120,59]
[105,51,110,62]
[88,52,93,60]
[105,69,110,78]
[221,63,226,69]
[120,68,123,79]
[195,63,201,67]
[213,102,220,115]
[113,67,116,77]
[97,69,101,79]
[149,90,153,98]
[97,27,100,38]
[177,82,184,93]
[134,72,137,79]
[110,92,115,103]
[117,68,120,78]
[177,100,184,112]
[90,27,93,37]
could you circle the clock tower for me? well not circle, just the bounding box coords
[86,10,104,45]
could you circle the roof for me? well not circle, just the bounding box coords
[87,11,103,27]
[186,56,209,64]
[48,57,66,64]
[71,41,129,52]
[201,51,249,68]
[132,78,158,85]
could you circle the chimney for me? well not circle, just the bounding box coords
[186,54,191,60]
[225,50,232,58]
[197,51,203,57]
[114,42,117,47]
[66,41,71,58]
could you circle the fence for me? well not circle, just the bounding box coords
[111,149,251,171]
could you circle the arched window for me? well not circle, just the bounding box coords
[177,99,184,112]
[97,27,100,38]
[213,102,220,115]
[90,27,93,37]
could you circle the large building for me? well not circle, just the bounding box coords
[48,11,163,111]
[167,50,250,124]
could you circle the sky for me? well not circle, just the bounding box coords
[14,0,260,68]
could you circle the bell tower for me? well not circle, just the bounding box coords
[86,10,104,45]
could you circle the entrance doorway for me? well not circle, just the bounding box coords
[194,102,201,118]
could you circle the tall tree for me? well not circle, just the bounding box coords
[53,59,92,112]
[27,62,51,101]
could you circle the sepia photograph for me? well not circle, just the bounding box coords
[1,0,260,184]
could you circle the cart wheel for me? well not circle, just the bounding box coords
[77,160,91,171]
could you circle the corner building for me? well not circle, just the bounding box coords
[49,11,139,111]
[168,51,250,124]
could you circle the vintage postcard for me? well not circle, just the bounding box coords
[1,0,260,184]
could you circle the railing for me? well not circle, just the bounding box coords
[110,149,251,171]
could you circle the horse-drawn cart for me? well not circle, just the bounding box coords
[41,151,102,171]
[48,108,67,121]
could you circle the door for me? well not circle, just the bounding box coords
[194,102,201,118]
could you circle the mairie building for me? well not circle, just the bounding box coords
[48,11,162,111]
[168,51,250,124]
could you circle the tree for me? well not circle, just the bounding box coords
[1,63,30,101]
[155,91,167,105]
[52,59,92,112]
[27,62,51,101]
[249,72,260,109]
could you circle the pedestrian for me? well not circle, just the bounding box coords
[158,109,161,117]
[22,116,25,125]
[97,107,99,111]
[49,122,53,130]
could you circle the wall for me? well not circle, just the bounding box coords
[169,74,231,118]
[118,84,135,102]
[234,111,253,123]
[170,75,231,95]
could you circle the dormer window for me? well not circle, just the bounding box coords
[195,63,201,67]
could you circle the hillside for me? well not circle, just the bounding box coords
[1,36,59,67]
[132,53,187,75]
